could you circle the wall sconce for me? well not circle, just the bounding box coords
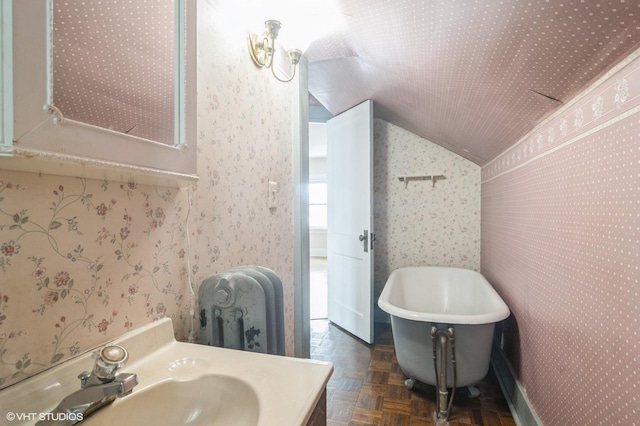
[248,20,302,83]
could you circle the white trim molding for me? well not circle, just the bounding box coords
[491,343,543,426]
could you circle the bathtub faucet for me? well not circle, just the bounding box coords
[431,325,457,421]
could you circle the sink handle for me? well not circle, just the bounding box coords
[116,373,139,398]
[93,345,129,383]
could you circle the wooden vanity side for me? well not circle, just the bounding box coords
[306,389,327,426]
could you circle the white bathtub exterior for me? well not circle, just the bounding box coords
[378,267,510,387]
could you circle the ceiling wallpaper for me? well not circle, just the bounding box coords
[306,0,640,165]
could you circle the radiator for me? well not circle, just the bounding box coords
[198,266,284,355]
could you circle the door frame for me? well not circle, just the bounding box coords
[293,59,311,358]
[292,60,338,357]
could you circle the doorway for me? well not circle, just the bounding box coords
[309,122,328,320]
[307,100,374,344]
[296,95,374,354]
[310,257,328,319]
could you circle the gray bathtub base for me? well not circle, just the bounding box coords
[404,377,481,398]
[391,316,495,418]
[391,317,494,385]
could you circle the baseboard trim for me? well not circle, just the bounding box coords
[374,306,390,323]
[491,344,543,426]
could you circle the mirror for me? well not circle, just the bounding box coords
[0,0,197,185]
[52,0,176,146]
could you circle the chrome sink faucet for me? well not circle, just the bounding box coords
[36,345,138,426]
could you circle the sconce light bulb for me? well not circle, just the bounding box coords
[265,20,282,40]
[288,49,302,65]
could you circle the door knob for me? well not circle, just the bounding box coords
[358,230,369,253]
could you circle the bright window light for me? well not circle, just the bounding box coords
[309,181,327,228]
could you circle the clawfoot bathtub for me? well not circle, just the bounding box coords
[378,267,510,388]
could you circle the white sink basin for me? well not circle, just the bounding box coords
[0,318,332,426]
[84,375,259,425]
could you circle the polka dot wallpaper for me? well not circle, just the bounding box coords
[482,48,640,425]
[307,0,640,166]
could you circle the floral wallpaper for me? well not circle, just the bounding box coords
[373,119,480,303]
[0,173,190,389]
[191,0,295,355]
[0,0,295,390]
[481,49,640,425]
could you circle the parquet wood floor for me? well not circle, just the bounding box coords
[310,320,516,426]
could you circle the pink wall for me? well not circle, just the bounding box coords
[481,50,640,425]
[0,0,295,390]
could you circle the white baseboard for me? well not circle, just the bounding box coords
[491,343,543,426]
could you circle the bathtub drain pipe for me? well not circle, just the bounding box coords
[431,325,457,421]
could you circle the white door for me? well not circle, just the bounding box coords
[326,100,374,344]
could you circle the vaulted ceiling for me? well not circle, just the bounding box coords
[305,0,640,165]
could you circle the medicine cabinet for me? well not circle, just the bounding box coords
[0,0,197,186]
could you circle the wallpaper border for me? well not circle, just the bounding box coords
[482,46,640,182]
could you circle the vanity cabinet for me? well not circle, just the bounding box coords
[306,389,328,426]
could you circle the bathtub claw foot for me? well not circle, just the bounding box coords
[405,378,416,390]
[467,386,481,398]
[433,411,450,425]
